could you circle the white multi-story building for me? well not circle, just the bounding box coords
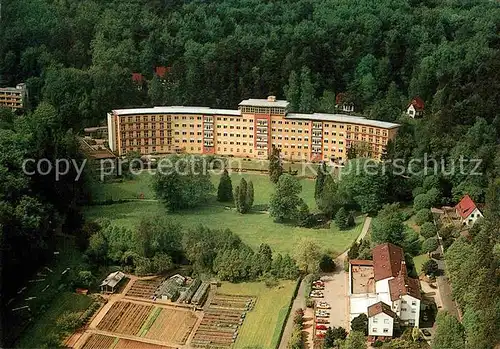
[349,243,422,342]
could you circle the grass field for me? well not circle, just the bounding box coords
[17,292,93,348]
[217,280,297,349]
[90,171,316,207]
[86,172,364,255]
[413,254,430,274]
[85,201,363,255]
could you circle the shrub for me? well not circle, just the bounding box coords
[305,297,314,308]
[319,254,336,272]
[422,237,439,254]
[413,193,432,211]
[401,209,414,221]
[420,222,437,239]
[422,259,439,276]
[415,209,432,226]
[56,311,83,332]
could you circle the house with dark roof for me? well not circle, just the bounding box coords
[349,243,422,340]
[406,97,424,118]
[455,194,483,226]
[368,301,397,338]
[335,92,355,113]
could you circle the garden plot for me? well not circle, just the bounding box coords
[125,279,162,299]
[96,301,152,335]
[114,338,175,349]
[81,334,116,349]
[144,308,198,344]
[191,294,256,348]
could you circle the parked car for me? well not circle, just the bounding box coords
[312,285,325,290]
[310,291,324,298]
[316,312,329,318]
[316,324,328,330]
[422,329,432,337]
[317,302,331,309]
[316,318,330,324]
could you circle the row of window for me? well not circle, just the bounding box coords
[240,106,285,115]
[371,328,390,334]
[217,133,254,138]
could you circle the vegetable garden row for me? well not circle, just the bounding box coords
[191,294,256,348]
[80,334,175,349]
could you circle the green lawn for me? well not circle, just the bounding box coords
[217,280,297,349]
[413,254,430,274]
[86,172,364,255]
[17,292,93,348]
[90,171,316,207]
[84,201,364,255]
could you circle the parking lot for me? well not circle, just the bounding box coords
[306,267,349,341]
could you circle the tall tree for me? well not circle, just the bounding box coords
[269,174,303,222]
[284,70,300,112]
[269,145,283,184]
[234,177,248,213]
[335,207,348,230]
[299,66,316,113]
[245,180,254,212]
[314,162,327,202]
[153,155,214,211]
[217,169,233,202]
[432,312,465,349]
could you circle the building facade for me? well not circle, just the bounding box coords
[107,96,399,162]
[349,243,422,341]
[0,83,26,110]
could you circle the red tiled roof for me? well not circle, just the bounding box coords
[349,259,374,266]
[408,97,424,111]
[367,301,397,318]
[155,66,171,78]
[132,73,144,83]
[388,271,421,301]
[372,243,404,281]
[455,195,478,219]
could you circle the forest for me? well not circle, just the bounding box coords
[1,0,500,348]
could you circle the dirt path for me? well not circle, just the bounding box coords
[339,216,371,259]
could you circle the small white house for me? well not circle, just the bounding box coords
[455,195,483,226]
[406,97,424,118]
[368,302,397,338]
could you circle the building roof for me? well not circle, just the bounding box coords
[367,301,397,318]
[372,243,405,281]
[155,66,170,78]
[113,106,241,116]
[336,92,354,105]
[239,98,289,108]
[132,73,144,83]
[286,113,400,129]
[349,259,374,266]
[100,271,125,288]
[455,194,479,219]
[408,97,424,111]
[388,263,421,301]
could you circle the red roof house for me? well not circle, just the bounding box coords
[406,97,424,118]
[455,195,483,226]
[155,66,171,78]
[132,73,144,84]
[372,243,405,281]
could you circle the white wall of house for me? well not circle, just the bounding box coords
[350,294,378,320]
[398,295,420,327]
[369,312,394,337]
[406,105,416,118]
[375,278,392,294]
[463,208,483,226]
[107,113,116,152]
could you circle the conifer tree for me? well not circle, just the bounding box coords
[217,169,233,202]
[235,178,248,213]
[335,207,348,230]
[284,70,300,112]
[245,180,254,212]
[314,162,327,202]
[269,145,283,184]
[299,66,316,113]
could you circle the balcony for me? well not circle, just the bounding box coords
[312,123,322,129]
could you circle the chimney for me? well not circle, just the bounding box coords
[399,261,407,276]
[267,95,276,102]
